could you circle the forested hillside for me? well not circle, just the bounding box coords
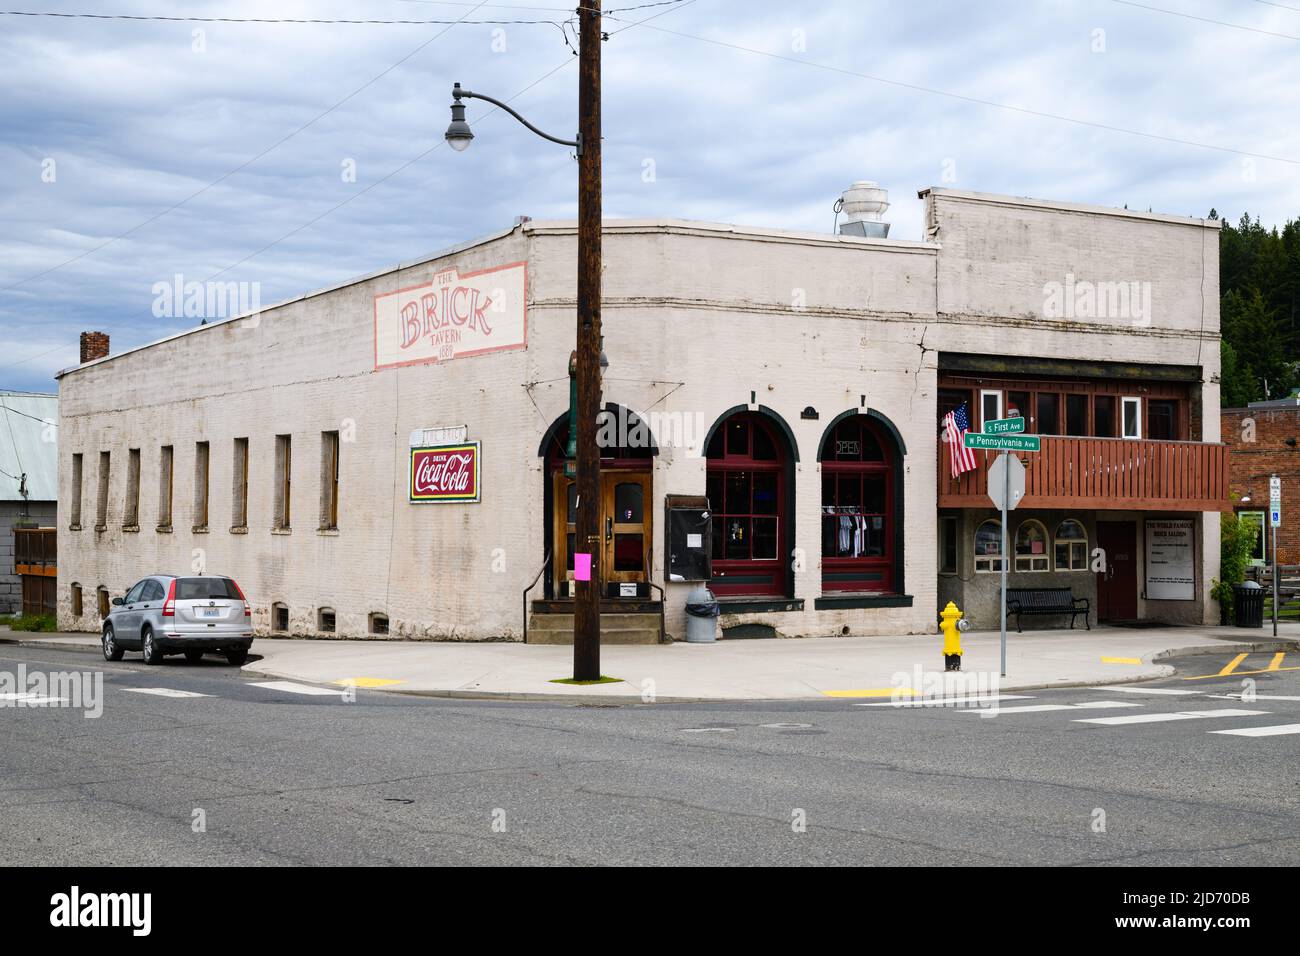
[1216,210,1300,407]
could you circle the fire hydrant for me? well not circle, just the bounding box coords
[940,601,966,671]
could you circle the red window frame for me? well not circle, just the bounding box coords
[820,417,895,593]
[706,414,787,597]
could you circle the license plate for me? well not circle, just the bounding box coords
[200,608,222,618]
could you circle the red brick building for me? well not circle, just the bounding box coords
[1221,400,1300,566]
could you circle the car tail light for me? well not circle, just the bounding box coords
[230,579,252,617]
[162,579,176,617]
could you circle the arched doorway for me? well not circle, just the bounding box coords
[704,408,797,597]
[539,405,658,599]
[817,411,904,593]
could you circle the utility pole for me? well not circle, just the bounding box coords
[572,0,603,681]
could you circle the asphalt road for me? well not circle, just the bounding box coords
[2,642,1297,866]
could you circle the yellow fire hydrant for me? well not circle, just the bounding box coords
[940,601,965,672]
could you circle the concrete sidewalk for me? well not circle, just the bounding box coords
[6,623,1296,702]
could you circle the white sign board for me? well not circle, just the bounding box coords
[1145,519,1195,601]
[409,425,469,449]
[1270,475,1282,497]
[374,261,527,370]
[987,453,1026,511]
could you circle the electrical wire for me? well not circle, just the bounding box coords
[0,11,569,25]
[1110,0,1300,41]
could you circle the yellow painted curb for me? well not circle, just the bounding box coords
[822,687,917,698]
[1100,656,1142,665]
[334,677,406,688]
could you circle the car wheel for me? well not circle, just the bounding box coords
[141,626,164,665]
[184,650,204,664]
[225,648,248,666]
[102,626,124,662]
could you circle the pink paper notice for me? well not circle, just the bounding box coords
[574,553,592,581]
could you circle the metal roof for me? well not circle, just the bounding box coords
[0,391,58,502]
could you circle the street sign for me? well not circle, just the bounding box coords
[963,432,1040,452]
[1271,506,1282,528]
[987,454,1026,511]
[983,416,1025,435]
[1270,476,1282,497]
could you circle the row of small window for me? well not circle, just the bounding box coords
[67,586,389,635]
[67,433,341,533]
[938,517,1091,574]
[961,391,1180,441]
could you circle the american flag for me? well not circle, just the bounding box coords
[944,403,978,477]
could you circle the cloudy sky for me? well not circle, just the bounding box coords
[2,0,1298,393]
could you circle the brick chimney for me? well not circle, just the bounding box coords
[79,331,109,364]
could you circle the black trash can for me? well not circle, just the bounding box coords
[1233,581,1265,628]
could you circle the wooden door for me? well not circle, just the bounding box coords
[1096,521,1138,621]
[602,472,652,588]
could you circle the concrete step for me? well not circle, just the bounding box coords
[527,613,662,645]
[529,612,660,632]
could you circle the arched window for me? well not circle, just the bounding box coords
[706,411,790,596]
[974,520,1004,572]
[1015,520,1050,572]
[820,415,896,592]
[1054,519,1089,571]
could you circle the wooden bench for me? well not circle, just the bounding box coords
[1005,588,1090,632]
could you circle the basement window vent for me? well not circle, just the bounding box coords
[272,602,289,632]
[369,613,389,636]
[96,586,109,619]
[71,584,83,618]
[318,608,336,633]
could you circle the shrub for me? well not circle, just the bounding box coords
[1211,513,1259,619]
[7,613,57,632]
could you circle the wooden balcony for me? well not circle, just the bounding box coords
[939,436,1230,512]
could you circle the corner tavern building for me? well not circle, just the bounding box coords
[56,186,1228,643]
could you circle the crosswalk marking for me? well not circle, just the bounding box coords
[856,694,1034,708]
[1075,708,1269,726]
[1210,693,1300,702]
[123,688,210,699]
[970,701,1143,719]
[249,680,341,697]
[1096,686,1202,696]
[1209,723,1300,738]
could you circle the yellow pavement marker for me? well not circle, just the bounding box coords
[1183,665,1300,681]
[1218,653,1250,676]
[1267,652,1286,671]
[334,677,405,688]
[822,687,916,698]
[1101,656,1142,665]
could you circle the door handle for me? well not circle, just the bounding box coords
[605,516,613,543]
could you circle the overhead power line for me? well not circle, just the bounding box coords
[0,10,567,25]
[1110,0,1300,41]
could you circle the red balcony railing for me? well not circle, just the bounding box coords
[939,436,1230,512]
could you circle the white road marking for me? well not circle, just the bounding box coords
[0,693,67,703]
[1210,693,1300,702]
[1209,723,1300,737]
[1096,686,1202,696]
[249,681,342,697]
[124,688,211,698]
[970,701,1144,718]
[857,694,1034,708]
[680,727,735,733]
[1076,708,1269,726]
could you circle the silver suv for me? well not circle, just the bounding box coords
[102,574,254,666]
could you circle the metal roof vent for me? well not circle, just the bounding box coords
[836,181,890,238]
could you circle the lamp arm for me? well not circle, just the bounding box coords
[455,87,579,151]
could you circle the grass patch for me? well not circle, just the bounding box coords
[7,613,57,632]
[549,675,623,686]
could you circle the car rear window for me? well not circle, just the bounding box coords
[175,577,241,600]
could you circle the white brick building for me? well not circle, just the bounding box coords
[56,187,1225,642]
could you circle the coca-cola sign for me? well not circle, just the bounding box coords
[410,442,481,503]
[374,261,526,371]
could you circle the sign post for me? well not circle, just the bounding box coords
[970,419,1033,678]
[1271,474,1281,638]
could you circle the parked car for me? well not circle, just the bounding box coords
[102,574,253,665]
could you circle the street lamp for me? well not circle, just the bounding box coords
[447,1,605,682]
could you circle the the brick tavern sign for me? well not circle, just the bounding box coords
[374,261,526,370]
